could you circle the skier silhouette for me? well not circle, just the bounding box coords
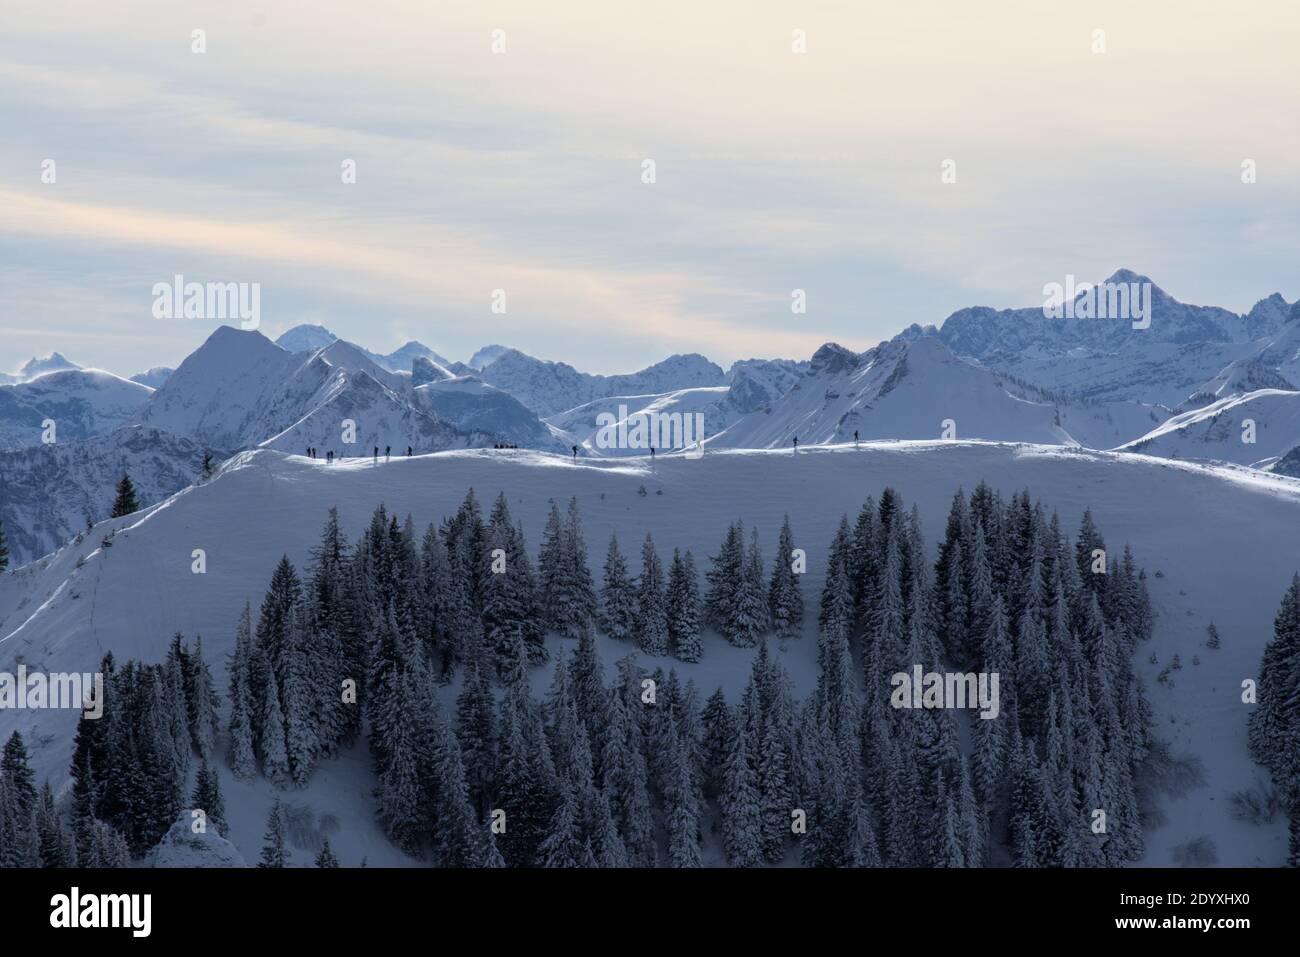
[406,446,413,457]
[373,446,378,461]
[385,445,391,461]
[793,436,799,450]
[327,450,333,464]
[572,445,579,461]
[853,430,859,445]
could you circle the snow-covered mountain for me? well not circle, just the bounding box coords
[938,271,1293,405]
[1118,389,1300,469]
[547,359,805,455]
[0,424,209,566]
[478,349,727,417]
[275,323,452,371]
[129,367,174,390]
[0,369,154,450]
[0,352,82,386]
[413,376,570,453]
[137,326,318,449]
[135,326,557,457]
[2,442,1294,867]
[467,344,511,370]
[547,386,730,454]
[710,334,1165,451]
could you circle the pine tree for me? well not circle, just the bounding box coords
[667,549,702,662]
[635,534,669,655]
[705,521,744,634]
[1205,621,1221,649]
[257,653,290,786]
[187,635,219,761]
[0,518,9,573]
[192,760,228,837]
[664,724,703,867]
[35,784,74,867]
[769,514,804,642]
[227,604,256,780]
[721,715,763,867]
[601,680,655,867]
[110,473,140,518]
[1,732,37,820]
[456,661,498,821]
[315,838,339,867]
[598,534,638,643]
[730,528,770,647]
[258,799,288,867]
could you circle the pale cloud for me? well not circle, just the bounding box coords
[1,0,1297,374]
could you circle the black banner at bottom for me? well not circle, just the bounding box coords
[0,866,1274,942]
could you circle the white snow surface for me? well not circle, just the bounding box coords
[1,442,1296,866]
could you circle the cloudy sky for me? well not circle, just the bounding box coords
[1,0,1297,377]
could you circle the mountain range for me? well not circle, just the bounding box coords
[2,269,1299,566]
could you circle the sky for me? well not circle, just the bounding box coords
[1,0,1297,377]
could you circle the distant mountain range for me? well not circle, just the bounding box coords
[3,270,1299,565]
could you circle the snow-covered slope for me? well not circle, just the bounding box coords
[1119,389,1300,469]
[0,425,209,566]
[1,442,1294,867]
[478,349,727,417]
[711,334,1163,450]
[1182,357,1296,409]
[0,369,154,450]
[547,387,731,455]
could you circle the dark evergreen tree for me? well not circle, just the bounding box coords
[258,799,288,867]
[192,759,228,837]
[315,838,339,867]
[769,514,804,642]
[598,534,637,643]
[110,472,140,517]
[635,534,669,655]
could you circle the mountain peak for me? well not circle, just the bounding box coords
[18,351,81,378]
[276,324,337,353]
[468,344,511,370]
[809,342,860,375]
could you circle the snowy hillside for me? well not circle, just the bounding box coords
[0,425,208,566]
[546,387,729,455]
[1,443,1295,867]
[0,369,154,450]
[1119,389,1300,469]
